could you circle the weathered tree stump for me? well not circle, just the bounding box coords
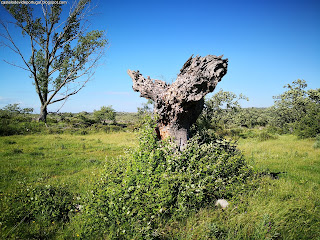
[128,55,228,150]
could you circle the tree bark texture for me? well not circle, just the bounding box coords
[38,105,48,123]
[128,55,228,149]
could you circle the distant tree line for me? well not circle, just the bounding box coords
[196,79,320,138]
[1,79,319,138]
[0,105,119,136]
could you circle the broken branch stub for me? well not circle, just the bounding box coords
[128,55,228,150]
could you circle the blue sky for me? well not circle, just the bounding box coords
[0,0,319,113]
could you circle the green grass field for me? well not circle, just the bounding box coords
[162,135,320,239]
[0,132,137,193]
[239,135,320,184]
[1,132,319,239]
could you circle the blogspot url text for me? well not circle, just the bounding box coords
[1,1,67,4]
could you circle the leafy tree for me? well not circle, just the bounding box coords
[2,103,33,115]
[2,103,23,114]
[293,88,320,138]
[271,79,320,137]
[308,88,320,104]
[76,111,95,126]
[0,0,107,122]
[198,89,248,130]
[93,106,116,124]
[234,107,271,128]
[294,103,320,138]
[271,79,309,129]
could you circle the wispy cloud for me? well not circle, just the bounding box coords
[0,97,27,108]
[0,96,18,104]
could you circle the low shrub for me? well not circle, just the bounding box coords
[104,124,122,133]
[77,118,254,239]
[0,119,44,136]
[0,184,75,239]
[239,129,256,139]
[257,131,279,141]
[266,125,286,135]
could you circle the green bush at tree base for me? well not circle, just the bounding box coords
[76,118,254,239]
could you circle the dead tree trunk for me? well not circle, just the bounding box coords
[128,55,228,150]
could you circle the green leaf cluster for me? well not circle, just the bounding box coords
[198,89,249,130]
[93,106,116,124]
[272,79,320,138]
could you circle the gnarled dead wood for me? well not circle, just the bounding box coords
[128,54,228,150]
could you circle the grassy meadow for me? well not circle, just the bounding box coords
[159,134,320,239]
[0,132,137,239]
[0,131,319,239]
[0,132,137,193]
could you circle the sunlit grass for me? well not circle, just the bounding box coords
[0,132,137,194]
[238,135,320,184]
[1,133,319,239]
[162,135,320,239]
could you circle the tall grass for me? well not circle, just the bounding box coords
[239,135,320,184]
[1,133,319,239]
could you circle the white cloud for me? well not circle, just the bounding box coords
[0,96,14,105]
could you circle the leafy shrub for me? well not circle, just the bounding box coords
[0,104,40,136]
[104,124,122,133]
[213,128,243,138]
[0,184,75,238]
[0,119,44,136]
[265,125,286,135]
[239,129,257,139]
[229,128,243,137]
[78,119,253,239]
[294,105,320,138]
[257,131,279,141]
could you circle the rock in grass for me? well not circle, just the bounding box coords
[215,199,229,209]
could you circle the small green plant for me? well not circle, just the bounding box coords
[206,221,227,239]
[253,214,280,239]
[12,148,23,154]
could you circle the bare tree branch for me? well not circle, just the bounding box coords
[0,20,34,74]
[46,47,101,106]
[3,60,30,71]
[50,80,88,104]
